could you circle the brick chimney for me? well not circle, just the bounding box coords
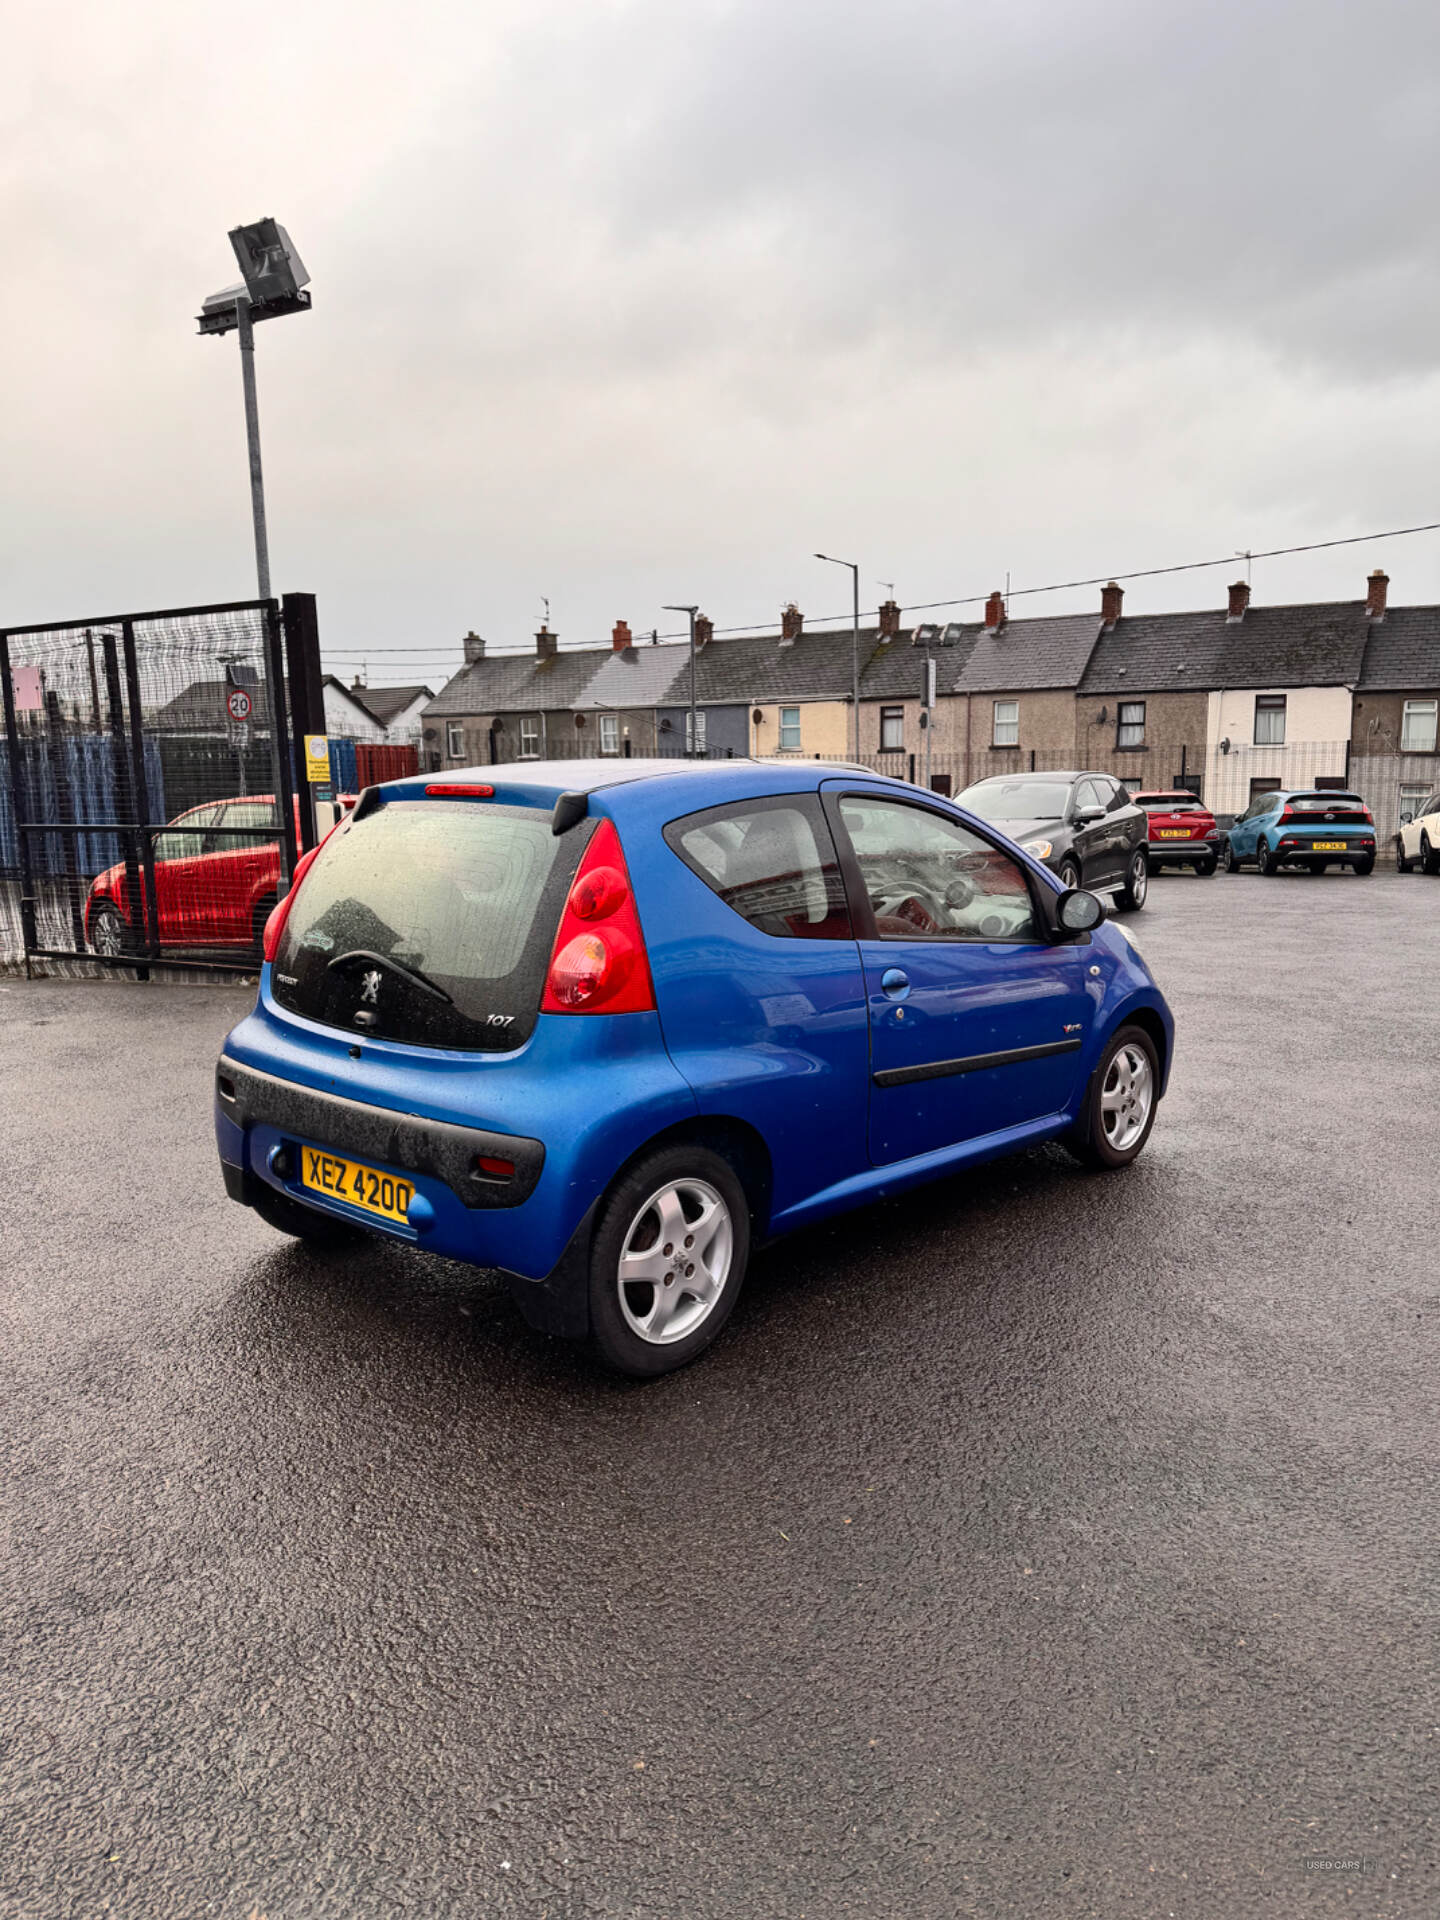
[878,599,901,639]
[984,589,1006,631]
[1100,581,1124,629]
[780,602,804,642]
[611,619,633,653]
[694,613,714,647]
[1227,580,1250,622]
[536,623,557,661]
[1366,569,1389,620]
[462,630,486,664]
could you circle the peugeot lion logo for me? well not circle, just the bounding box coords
[360,969,382,1005]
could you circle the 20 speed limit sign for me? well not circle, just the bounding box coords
[226,687,253,722]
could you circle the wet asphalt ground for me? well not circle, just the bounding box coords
[2,868,1436,1919]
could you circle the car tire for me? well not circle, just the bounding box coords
[1422,834,1440,877]
[587,1144,751,1378]
[1352,854,1375,876]
[1067,1023,1160,1170]
[1257,837,1278,876]
[1114,848,1148,912]
[1396,837,1414,873]
[88,900,132,958]
[248,1180,364,1246]
[1196,857,1216,877]
[1058,858,1082,893]
[1224,840,1243,873]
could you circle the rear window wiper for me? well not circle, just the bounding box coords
[326,949,456,1006]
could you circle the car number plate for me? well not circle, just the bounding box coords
[300,1146,414,1223]
[1310,840,1345,851]
[1156,828,1190,837]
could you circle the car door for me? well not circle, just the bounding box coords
[1069,779,1112,886]
[1417,795,1440,862]
[210,800,280,944]
[829,788,1097,1167]
[150,804,223,944]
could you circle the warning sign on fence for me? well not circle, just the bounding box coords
[304,735,331,783]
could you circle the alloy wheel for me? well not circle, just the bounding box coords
[1100,1043,1154,1153]
[616,1177,734,1346]
[92,907,124,957]
[1128,853,1148,905]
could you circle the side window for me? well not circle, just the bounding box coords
[1073,779,1103,815]
[665,797,851,940]
[1103,779,1128,811]
[154,804,218,862]
[836,795,1040,944]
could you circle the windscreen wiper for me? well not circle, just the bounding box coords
[326,949,455,1006]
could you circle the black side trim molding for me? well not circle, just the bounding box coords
[873,1037,1082,1089]
[216,1055,545,1209]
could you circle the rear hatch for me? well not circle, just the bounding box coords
[1136,794,1214,841]
[269,798,590,1049]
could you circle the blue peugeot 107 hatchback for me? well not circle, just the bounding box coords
[215,760,1174,1376]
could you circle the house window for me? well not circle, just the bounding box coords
[1116,700,1146,749]
[685,709,707,755]
[1254,694,1287,745]
[1401,698,1438,752]
[778,707,801,751]
[993,700,1019,748]
[518,715,540,758]
[880,706,904,751]
[599,714,619,755]
[1399,782,1429,821]
[445,722,464,759]
[1248,776,1281,800]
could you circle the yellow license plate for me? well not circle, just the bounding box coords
[300,1146,414,1223]
[1156,829,1190,837]
[1311,840,1345,851]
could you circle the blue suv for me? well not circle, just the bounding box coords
[215,761,1174,1376]
[1222,788,1377,875]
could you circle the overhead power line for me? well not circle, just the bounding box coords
[319,515,1440,662]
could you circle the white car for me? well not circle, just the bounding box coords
[1396,792,1440,873]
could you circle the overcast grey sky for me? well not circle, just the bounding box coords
[7,0,1440,682]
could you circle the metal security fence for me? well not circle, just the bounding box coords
[1,600,303,975]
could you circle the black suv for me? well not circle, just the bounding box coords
[956,771,1150,910]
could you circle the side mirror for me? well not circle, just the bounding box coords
[1073,804,1105,824]
[1400,811,1413,825]
[1056,887,1104,935]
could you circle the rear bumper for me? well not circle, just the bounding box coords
[1146,839,1216,864]
[1275,838,1375,862]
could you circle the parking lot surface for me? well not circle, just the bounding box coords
[2,869,1436,1918]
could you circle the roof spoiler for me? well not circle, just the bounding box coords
[552,790,589,835]
[352,785,384,820]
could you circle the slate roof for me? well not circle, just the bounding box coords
[153,668,262,729]
[424,646,612,718]
[1356,608,1440,690]
[354,682,432,725]
[581,643,691,710]
[1080,600,1369,694]
[954,613,1103,693]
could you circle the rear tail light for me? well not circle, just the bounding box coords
[541,818,654,1015]
[425,783,495,797]
[1360,807,1374,824]
[261,817,346,962]
[1277,807,1296,824]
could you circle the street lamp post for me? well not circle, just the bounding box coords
[814,554,861,759]
[663,605,700,757]
[197,219,312,601]
[197,220,311,890]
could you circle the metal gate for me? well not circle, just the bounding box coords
[1,599,305,975]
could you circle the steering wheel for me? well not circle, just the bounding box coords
[884,892,943,934]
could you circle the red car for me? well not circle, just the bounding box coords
[86,796,300,956]
[1131,789,1221,876]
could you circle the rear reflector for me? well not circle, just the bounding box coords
[425,783,495,797]
[474,1154,515,1179]
[541,818,654,1015]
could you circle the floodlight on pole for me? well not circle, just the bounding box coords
[196,218,312,600]
[814,554,861,759]
[663,605,700,757]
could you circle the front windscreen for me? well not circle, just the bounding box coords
[270,801,588,1050]
[960,779,1072,822]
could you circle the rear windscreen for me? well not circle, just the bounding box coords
[1288,794,1364,813]
[1137,795,1202,812]
[270,801,589,1051]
